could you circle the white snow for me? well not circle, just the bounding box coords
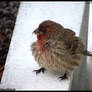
[0,2,85,90]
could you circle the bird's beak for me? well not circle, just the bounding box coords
[32,29,39,35]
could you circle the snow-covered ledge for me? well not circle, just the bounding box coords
[0,2,85,90]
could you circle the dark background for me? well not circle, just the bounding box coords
[0,1,20,82]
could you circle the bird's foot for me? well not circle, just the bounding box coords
[33,67,46,75]
[59,73,68,80]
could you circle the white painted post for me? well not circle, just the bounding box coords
[86,2,92,90]
[69,2,89,90]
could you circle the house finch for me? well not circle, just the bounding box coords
[31,20,92,80]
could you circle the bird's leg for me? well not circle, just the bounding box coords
[59,73,68,80]
[33,67,46,75]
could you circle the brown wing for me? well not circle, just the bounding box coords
[65,36,84,55]
[59,28,84,55]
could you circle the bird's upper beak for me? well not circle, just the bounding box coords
[32,29,39,35]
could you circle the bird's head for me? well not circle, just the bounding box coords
[33,20,53,40]
[32,20,64,51]
[32,20,63,41]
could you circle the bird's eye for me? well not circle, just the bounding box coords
[39,31,45,36]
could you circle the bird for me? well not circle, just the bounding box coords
[31,20,92,80]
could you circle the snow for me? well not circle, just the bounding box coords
[0,2,85,90]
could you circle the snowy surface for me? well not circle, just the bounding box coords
[87,3,92,90]
[0,2,85,90]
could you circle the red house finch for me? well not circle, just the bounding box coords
[31,20,92,80]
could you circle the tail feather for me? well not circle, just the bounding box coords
[82,50,92,56]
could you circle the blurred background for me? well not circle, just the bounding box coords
[0,1,20,82]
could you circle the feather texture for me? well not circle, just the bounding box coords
[31,20,92,76]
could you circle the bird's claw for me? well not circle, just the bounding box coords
[59,73,68,80]
[33,68,46,75]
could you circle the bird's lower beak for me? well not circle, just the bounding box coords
[32,29,39,35]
